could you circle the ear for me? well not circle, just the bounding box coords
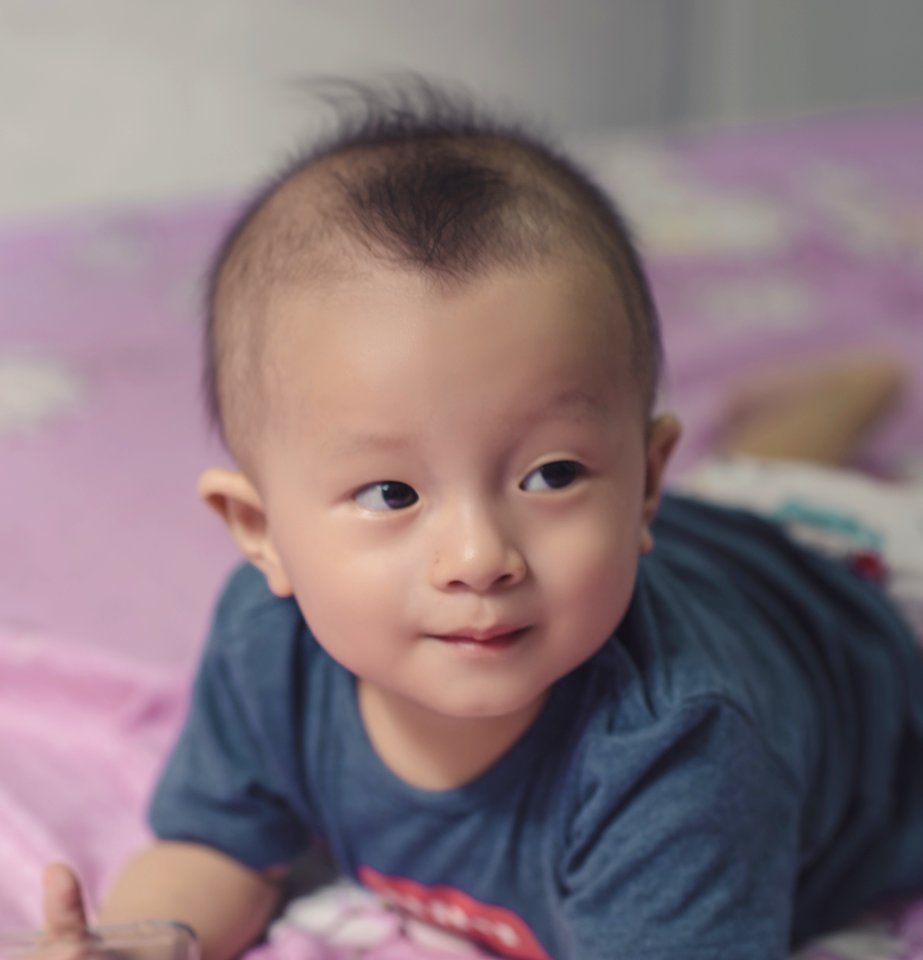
[639,414,681,554]
[197,468,293,597]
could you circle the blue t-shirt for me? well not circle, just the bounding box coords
[149,494,923,960]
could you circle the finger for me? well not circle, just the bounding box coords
[42,863,91,941]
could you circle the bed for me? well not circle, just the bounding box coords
[2,106,923,959]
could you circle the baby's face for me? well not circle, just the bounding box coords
[253,259,668,728]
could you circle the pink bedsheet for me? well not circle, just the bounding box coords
[0,629,181,927]
[3,105,923,957]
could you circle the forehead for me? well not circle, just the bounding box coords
[259,259,637,438]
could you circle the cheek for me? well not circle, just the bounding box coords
[531,509,641,621]
[275,525,412,647]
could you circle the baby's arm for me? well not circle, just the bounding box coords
[44,842,286,960]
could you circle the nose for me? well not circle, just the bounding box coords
[430,500,527,593]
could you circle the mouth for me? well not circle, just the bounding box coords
[431,626,531,650]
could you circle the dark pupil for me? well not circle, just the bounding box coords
[381,481,418,509]
[540,461,578,489]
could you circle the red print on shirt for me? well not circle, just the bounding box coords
[358,866,551,960]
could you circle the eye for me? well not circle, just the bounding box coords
[520,460,584,493]
[354,480,419,511]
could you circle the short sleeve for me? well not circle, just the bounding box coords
[148,566,312,870]
[560,697,801,960]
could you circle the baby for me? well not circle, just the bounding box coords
[42,81,923,960]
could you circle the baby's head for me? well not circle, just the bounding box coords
[204,81,664,470]
[199,80,680,739]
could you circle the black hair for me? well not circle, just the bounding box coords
[203,77,663,458]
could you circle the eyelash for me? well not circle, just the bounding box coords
[520,459,585,493]
[353,460,585,512]
[354,480,419,512]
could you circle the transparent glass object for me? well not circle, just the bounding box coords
[0,923,198,960]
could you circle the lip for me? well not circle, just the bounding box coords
[431,626,530,646]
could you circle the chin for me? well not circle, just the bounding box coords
[428,690,548,723]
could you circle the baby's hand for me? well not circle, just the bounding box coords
[42,864,92,943]
[0,866,98,960]
[31,864,100,960]
[37,866,196,960]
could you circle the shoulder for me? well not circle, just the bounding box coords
[651,490,897,626]
[212,561,296,631]
[638,492,911,732]
[202,562,314,682]
[626,492,848,713]
[651,490,802,575]
[211,562,303,642]
[186,562,343,758]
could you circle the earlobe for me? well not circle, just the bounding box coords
[639,414,681,554]
[197,468,293,597]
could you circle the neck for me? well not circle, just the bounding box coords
[357,682,548,791]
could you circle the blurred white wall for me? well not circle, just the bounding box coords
[0,0,681,217]
[685,0,923,125]
[2,0,923,219]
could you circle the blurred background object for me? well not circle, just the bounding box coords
[3,0,923,217]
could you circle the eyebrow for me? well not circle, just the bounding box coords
[530,388,608,424]
[322,389,608,458]
[321,431,413,458]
